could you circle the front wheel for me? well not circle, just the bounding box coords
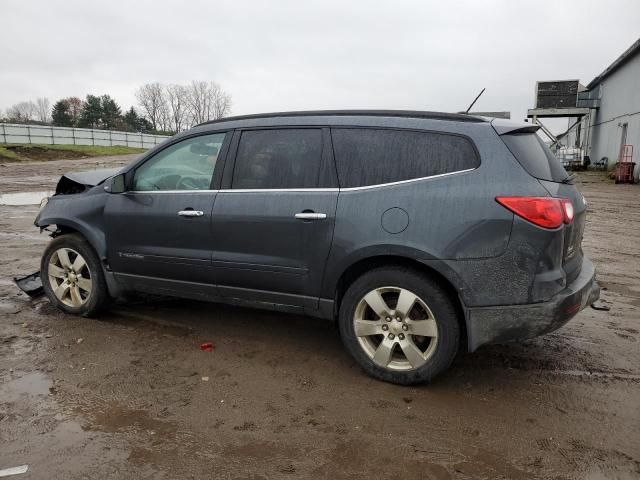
[41,233,109,316]
[339,266,460,385]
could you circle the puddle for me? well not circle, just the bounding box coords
[0,371,52,403]
[88,403,176,438]
[0,371,131,477]
[0,191,54,206]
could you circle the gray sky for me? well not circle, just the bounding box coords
[1,0,639,132]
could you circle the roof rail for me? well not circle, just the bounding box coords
[197,109,487,126]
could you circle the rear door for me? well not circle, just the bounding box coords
[104,132,229,288]
[210,127,338,309]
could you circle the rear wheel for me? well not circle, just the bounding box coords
[41,234,109,316]
[339,266,460,385]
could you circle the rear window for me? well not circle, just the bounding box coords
[331,128,479,188]
[501,133,569,183]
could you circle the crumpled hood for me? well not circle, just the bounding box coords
[56,168,121,195]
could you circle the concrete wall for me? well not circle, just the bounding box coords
[0,123,169,149]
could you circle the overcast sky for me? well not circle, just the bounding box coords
[1,0,639,132]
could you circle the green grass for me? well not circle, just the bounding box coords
[0,144,146,162]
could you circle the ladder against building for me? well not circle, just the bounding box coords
[615,144,635,184]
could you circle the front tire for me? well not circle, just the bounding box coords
[41,233,109,317]
[339,266,460,385]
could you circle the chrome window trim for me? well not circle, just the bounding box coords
[125,168,474,194]
[125,190,220,194]
[338,168,475,191]
[220,188,339,193]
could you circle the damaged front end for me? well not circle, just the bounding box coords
[19,168,122,298]
[54,168,122,195]
[36,167,121,229]
[35,167,119,236]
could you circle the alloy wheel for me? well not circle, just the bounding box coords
[353,286,438,370]
[47,247,92,308]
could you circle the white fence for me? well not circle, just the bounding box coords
[0,123,170,149]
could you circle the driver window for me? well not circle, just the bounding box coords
[132,133,226,191]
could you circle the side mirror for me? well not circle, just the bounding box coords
[105,173,126,193]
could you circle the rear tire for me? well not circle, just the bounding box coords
[41,233,109,317]
[339,266,460,385]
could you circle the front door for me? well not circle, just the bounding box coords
[104,132,228,290]
[211,128,338,309]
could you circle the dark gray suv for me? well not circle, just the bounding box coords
[35,110,600,384]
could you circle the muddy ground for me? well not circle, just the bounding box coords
[0,157,638,479]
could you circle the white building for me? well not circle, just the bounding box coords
[559,38,640,177]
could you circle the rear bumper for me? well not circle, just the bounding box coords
[465,257,600,351]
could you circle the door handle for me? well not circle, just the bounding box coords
[178,210,204,217]
[294,212,327,220]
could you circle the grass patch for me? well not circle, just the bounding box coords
[0,144,146,162]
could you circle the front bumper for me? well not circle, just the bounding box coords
[465,257,600,351]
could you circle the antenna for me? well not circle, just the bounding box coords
[465,88,486,113]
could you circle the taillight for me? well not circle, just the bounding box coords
[561,199,574,223]
[496,196,573,229]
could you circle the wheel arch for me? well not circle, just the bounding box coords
[40,219,124,299]
[38,218,107,260]
[331,254,468,348]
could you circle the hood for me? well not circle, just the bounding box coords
[55,168,122,195]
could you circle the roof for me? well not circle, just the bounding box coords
[587,37,640,89]
[467,111,511,119]
[197,110,487,127]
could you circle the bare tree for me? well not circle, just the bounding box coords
[186,81,209,125]
[165,84,190,132]
[134,81,230,130]
[6,101,37,122]
[135,82,167,131]
[35,97,51,123]
[211,85,232,121]
[186,81,232,125]
[158,99,171,132]
[65,97,84,125]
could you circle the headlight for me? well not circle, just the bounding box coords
[39,196,49,211]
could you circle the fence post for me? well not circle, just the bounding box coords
[109,130,112,146]
[27,125,32,144]
[50,125,54,145]
[1,123,5,145]
[140,133,143,149]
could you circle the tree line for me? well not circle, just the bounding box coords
[0,81,232,135]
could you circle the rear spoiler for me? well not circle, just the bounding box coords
[491,118,540,136]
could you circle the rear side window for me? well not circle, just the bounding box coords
[501,133,568,183]
[331,128,479,188]
[232,129,322,189]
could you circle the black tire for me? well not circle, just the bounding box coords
[339,266,460,385]
[40,233,109,317]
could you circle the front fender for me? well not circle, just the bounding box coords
[35,189,108,260]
